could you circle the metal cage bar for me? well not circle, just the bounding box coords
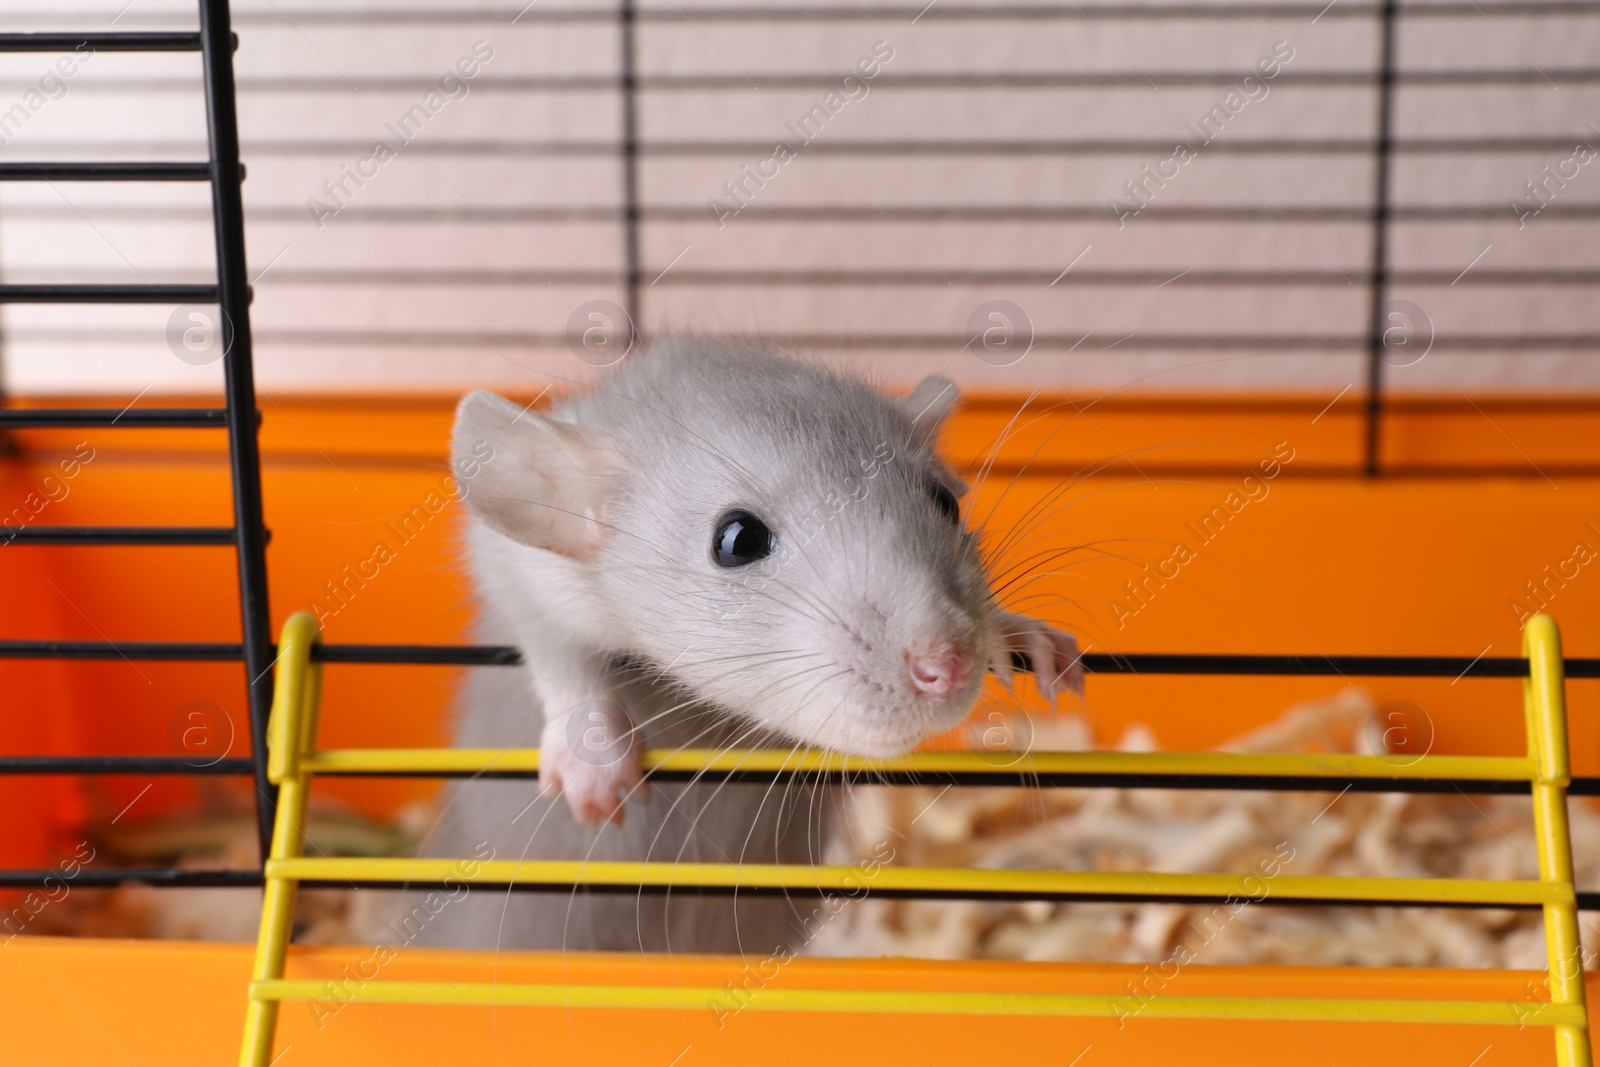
[1363,0,1398,475]
[198,0,278,857]
[618,0,642,338]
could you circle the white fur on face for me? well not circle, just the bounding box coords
[572,345,997,757]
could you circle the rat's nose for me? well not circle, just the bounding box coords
[906,644,974,697]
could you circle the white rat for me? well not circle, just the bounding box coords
[396,342,1081,954]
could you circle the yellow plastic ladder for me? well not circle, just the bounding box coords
[239,612,1593,1066]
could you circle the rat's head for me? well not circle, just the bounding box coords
[453,346,997,756]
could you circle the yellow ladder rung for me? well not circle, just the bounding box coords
[247,979,1585,1026]
[265,856,1570,907]
[301,746,1539,781]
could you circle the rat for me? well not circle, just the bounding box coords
[392,341,1082,955]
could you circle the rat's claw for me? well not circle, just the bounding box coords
[541,705,647,826]
[994,611,1085,705]
[541,752,645,825]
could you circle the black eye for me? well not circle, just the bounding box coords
[928,482,960,524]
[712,510,773,567]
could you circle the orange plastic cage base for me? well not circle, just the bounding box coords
[2,938,1597,1066]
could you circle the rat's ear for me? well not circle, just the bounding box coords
[452,389,627,560]
[900,375,960,440]
[901,376,966,494]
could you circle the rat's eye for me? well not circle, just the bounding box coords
[928,482,961,524]
[712,510,773,567]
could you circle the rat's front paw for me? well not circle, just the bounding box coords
[990,611,1085,705]
[540,699,646,825]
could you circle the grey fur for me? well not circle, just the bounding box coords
[384,342,1079,953]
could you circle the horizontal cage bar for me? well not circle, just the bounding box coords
[0,641,241,661]
[0,756,252,775]
[0,163,212,182]
[306,645,1600,678]
[0,869,259,889]
[245,979,1584,1026]
[0,526,237,546]
[303,747,1546,794]
[8,867,1600,914]
[241,331,1600,353]
[301,747,1536,784]
[0,33,205,52]
[263,857,1571,909]
[224,2,1600,23]
[226,137,1600,157]
[1,744,1594,797]
[307,768,1542,795]
[313,643,524,666]
[261,268,1600,289]
[49,69,1600,93]
[31,204,1600,224]
[0,284,219,304]
[3,641,1594,677]
[0,407,228,428]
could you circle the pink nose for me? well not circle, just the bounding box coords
[906,646,973,696]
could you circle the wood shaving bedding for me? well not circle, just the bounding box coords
[810,689,1600,970]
